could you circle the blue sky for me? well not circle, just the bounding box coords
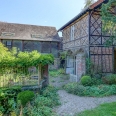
[0,0,96,31]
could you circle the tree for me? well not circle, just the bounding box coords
[84,0,95,8]
[101,0,116,45]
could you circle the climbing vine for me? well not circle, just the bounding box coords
[101,0,116,45]
[0,43,54,68]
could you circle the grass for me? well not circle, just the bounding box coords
[49,68,66,77]
[77,102,116,116]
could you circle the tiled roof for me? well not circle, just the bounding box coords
[0,22,60,42]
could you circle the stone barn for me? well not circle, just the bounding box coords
[58,0,115,82]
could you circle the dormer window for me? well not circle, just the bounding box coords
[70,25,74,41]
[31,34,43,38]
[1,32,15,37]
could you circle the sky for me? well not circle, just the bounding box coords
[0,0,96,35]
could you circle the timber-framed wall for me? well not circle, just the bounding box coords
[89,5,115,73]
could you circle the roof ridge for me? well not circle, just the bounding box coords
[0,21,56,28]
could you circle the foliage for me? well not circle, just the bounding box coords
[84,0,95,8]
[81,76,92,86]
[77,102,116,116]
[64,83,116,97]
[0,43,54,87]
[101,0,116,46]
[16,86,60,116]
[90,77,103,85]
[86,58,102,78]
[0,43,54,68]
[59,51,67,60]
[0,86,60,116]
[85,58,94,76]
[49,68,65,77]
[27,105,54,116]
[17,90,34,106]
[102,74,116,85]
[0,86,21,114]
[41,86,60,106]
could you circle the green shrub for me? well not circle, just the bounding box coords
[41,86,60,106]
[21,86,59,116]
[64,83,116,97]
[81,76,92,86]
[49,68,66,77]
[17,90,34,106]
[34,96,53,107]
[102,74,116,85]
[58,68,65,74]
[0,86,21,114]
[2,86,60,116]
[28,106,54,116]
[64,82,78,94]
[90,77,103,85]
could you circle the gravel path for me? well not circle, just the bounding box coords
[54,90,116,116]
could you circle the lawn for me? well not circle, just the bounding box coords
[77,102,116,116]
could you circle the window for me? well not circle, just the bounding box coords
[31,34,43,39]
[42,42,51,53]
[2,40,12,49]
[51,42,58,58]
[1,32,15,37]
[23,41,34,52]
[13,40,22,51]
[70,25,74,41]
[66,56,75,74]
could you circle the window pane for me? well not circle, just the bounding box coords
[13,40,22,51]
[2,40,12,49]
[23,41,34,52]
[42,42,50,53]
[51,42,58,58]
[33,41,41,52]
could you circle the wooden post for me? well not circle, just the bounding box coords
[43,64,49,86]
[38,64,42,85]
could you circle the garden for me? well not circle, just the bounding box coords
[0,43,54,87]
[64,74,116,97]
[0,43,61,116]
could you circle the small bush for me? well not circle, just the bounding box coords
[64,83,116,97]
[81,76,92,86]
[0,86,21,114]
[41,86,60,106]
[58,68,65,74]
[102,74,116,85]
[24,86,60,116]
[90,78,103,85]
[17,90,34,106]
[49,68,66,77]
[64,82,78,94]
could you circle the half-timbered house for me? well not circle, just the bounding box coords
[58,0,115,82]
